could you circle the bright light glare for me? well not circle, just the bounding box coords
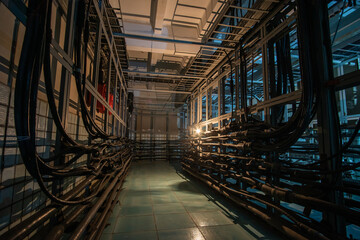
[196,128,201,134]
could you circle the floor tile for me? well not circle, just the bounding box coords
[124,190,151,198]
[151,193,179,204]
[111,204,122,218]
[153,202,186,214]
[242,223,267,238]
[113,215,156,233]
[158,228,205,240]
[176,194,209,202]
[182,201,218,212]
[100,233,112,240]
[155,213,196,230]
[150,189,175,195]
[171,181,199,192]
[121,196,152,207]
[103,217,118,233]
[200,224,257,240]
[112,231,158,240]
[117,189,129,202]
[126,184,149,191]
[150,185,173,192]
[190,211,233,227]
[119,205,153,216]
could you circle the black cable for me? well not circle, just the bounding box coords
[14,0,132,205]
[332,1,346,45]
[222,50,234,114]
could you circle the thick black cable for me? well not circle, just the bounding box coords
[14,0,131,205]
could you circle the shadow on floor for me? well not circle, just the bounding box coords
[173,162,285,240]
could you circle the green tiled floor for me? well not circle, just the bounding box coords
[155,213,196,230]
[101,161,284,240]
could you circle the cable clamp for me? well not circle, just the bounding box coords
[17,136,31,141]
[73,66,82,74]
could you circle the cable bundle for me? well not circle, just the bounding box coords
[182,2,360,239]
[14,0,132,206]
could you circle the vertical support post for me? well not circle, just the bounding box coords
[56,0,76,141]
[208,87,212,130]
[219,68,225,120]
[139,111,143,144]
[261,24,278,214]
[54,0,77,195]
[1,18,20,179]
[187,100,190,131]
[198,96,201,125]
[125,95,128,137]
[150,112,154,161]
[297,0,345,235]
[218,80,221,121]
[190,99,193,126]
[139,111,143,160]
[238,45,248,190]
[206,86,209,131]
[261,26,270,123]
[235,49,240,112]
[133,114,137,140]
[239,43,247,120]
[104,58,112,133]
[338,67,347,125]
[121,90,124,136]
[90,2,104,119]
[166,112,169,161]
[112,74,118,134]
[117,88,122,136]
[48,5,62,152]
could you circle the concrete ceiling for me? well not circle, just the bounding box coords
[110,0,222,75]
[107,0,278,113]
[108,0,225,113]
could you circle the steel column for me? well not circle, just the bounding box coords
[54,0,77,195]
[235,49,240,112]
[261,26,270,123]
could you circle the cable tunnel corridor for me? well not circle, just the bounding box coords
[1,0,360,240]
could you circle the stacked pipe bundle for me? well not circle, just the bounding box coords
[183,120,360,239]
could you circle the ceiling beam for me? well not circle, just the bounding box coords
[229,5,269,14]
[112,32,234,50]
[124,70,204,79]
[128,88,191,94]
[134,97,186,103]
[134,101,185,105]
